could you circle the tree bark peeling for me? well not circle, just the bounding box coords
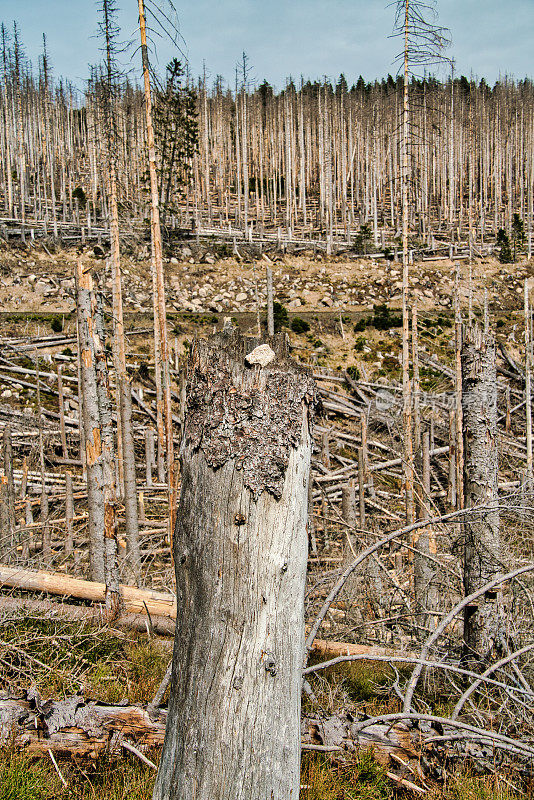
[184,330,315,500]
[154,330,314,800]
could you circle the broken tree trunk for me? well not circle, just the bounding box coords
[461,324,502,665]
[94,295,121,616]
[153,330,315,800]
[76,259,105,582]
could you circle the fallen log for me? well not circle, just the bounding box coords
[0,688,423,784]
[310,638,416,660]
[0,565,177,619]
[0,689,166,758]
[0,596,175,636]
[0,596,413,664]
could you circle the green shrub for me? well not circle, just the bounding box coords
[346,365,360,380]
[72,186,87,207]
[354,317,367,332]
[50,316,63,333]
[371,303,402,330]
[354,336,366,352]
[290,316,310,334]
[272,302,289,332]
[497,228,513,263]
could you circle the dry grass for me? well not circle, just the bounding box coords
[0,753,156,800]
[0,612,169,705]
[301,750,394,800]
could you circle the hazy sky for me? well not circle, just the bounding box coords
[4,0,533,91]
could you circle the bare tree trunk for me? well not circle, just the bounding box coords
[266,266,274,336]
[94,294,121,616]
[119,378,141,582]
[3,424,16,539]
[40,488,50,562]
[413,430,437,630]
[341,480,358,610]
[525,279,533,489]
[57,366,68,458]
[75,259,105,582]
[461,323,502,665]
[65,471,74,557]
[154,330,314,800]
[0,477,10,561]
[401,1,414,525]
[137,0,175,530]
[454,266,464,509]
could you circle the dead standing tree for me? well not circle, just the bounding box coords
[461,323,502,665]
[98,0,140,583]
[153,331,315,800]
[76,259,105,582]
[137,0,175,530]
[391,0,451,525]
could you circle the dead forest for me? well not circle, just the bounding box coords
[0,2,534,800]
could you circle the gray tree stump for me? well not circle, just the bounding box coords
[153,330,315,800]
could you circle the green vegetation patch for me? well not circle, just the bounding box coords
[290,316,310,334]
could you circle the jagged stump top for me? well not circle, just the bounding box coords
[183,329,316,499]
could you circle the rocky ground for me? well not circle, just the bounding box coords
[0,241,531,314]
[0,240,531,389]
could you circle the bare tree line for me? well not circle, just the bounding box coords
[0,22,533,251]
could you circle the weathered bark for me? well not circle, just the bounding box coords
[40,488,51,560]
[266,265,274,336]
[0,690,166,759]
[413,431,438,629]
[154,330,314,800]
[525,280,533,489]
[401,4,414,526]
[145,427,155,487]
[461,324,502,664]
[75,259,105,582]
[94,296,121,616]
[3,424,16,537]
[118,377,141,583]
[57,366,68,458]
[137,0,175,529]
[0,694,419,774]
[0,477,10,560]
[341,481,359,608]
[65,471,74,557]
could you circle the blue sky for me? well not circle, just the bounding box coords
[3,0,533,91]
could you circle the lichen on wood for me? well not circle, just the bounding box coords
[183,329,316,499]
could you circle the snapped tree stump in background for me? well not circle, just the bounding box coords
[154,330,315,800]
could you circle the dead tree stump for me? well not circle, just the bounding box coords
[153,330,315,800]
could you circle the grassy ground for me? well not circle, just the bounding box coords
[0,750,527,800]
[1,616,531,798]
